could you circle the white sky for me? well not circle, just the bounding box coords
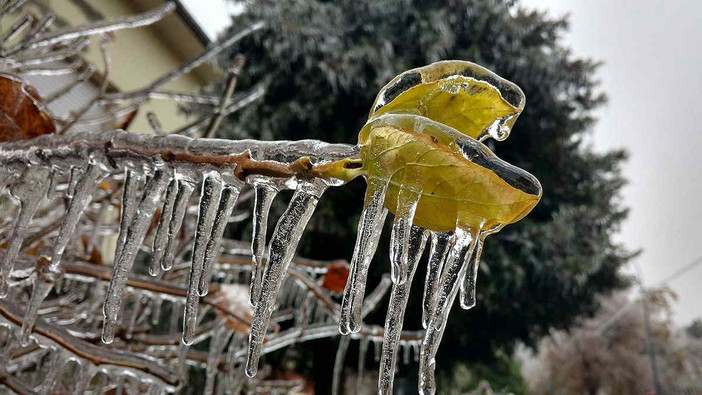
[519,0,702,325]
[184,0,702,325]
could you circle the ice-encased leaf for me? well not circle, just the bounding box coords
[369,60,525,142]
[359,113,541,233]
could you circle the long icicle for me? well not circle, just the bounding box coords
[198,181,243,296]
[389,186,422,286]
[460,234,485,310]
[162,179,195,271]
[379,225,428,395]
[339,176,389,334]
[19,254,55,346]
[183,172,223,344]
[249,177,279,305]
[419,228,478,395]
[102,169,169,344]
[204,325,232,395]
[245,179,327,377]
[357,337,370,395]
[150,178,179,276]
[331,336,351,395]
[0,167,51,297]
[50,163,102,267]
[114,169,142,265]
[422,232,453,328]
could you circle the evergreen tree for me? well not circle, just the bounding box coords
[196,0,633,390]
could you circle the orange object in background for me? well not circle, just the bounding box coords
[0,74,55,142]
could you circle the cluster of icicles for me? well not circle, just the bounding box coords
[0,0,542,391]
[0,62,542,395]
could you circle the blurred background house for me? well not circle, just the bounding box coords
[7,0,221,132]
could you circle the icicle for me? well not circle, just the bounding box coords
[73,362,94,394]
[177,341,189,380]
[199,181,243,296]
[115,376,125,395]
[460,234,485,310]
[373,338,382,362]
[115,169,142,264]
[340,177,389,334]
[205,326,232,395]
[422,232,453,328]
[95,371,107,394]
[402,341,411,365]
[245,179,327,378]
[51,163,102,267]
[0,167,51,297]
[150,178,178,276]
[150,298,162,325]
[357,337,369,394]
[103,169,169,344]
[162,179,195,271]
[389,187,422,285]
[183,172,223,345]
[20,254,55,346]
[67,166,81,198]
[39,348,61,395]
[249,177,279,305]
[379,226,428,395]
[170,301,181,335]
[46,167,58,199]
[148,381,163,395]
[331,335,351,395]
[412,341,420,362]
[125,296,142,339]
[419,228,478,395]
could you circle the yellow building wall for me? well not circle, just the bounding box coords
[49,0,212,133]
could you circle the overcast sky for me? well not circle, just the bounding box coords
[184,0,702,325]
[519,0,702,325]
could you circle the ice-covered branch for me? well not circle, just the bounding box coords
[21,2,175,51]
[0,301,180,386]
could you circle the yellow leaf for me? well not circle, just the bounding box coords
[369,60,525,142]
[359,114,541,233]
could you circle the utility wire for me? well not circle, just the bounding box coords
[599,255,702,333]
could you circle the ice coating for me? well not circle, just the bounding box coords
[331,335,351,395]
[103,169,169,344]
[339,177,389,335]
[389,185,422,285]
[183,172,224,345]
[162,179,195,271]
[358,113,542,232]
[199,180,243,296]
[150,178,179,276]
[369,60,525,142]
[422,232,453,328]
[248,175,281,305]
[0,54,542,394]
[460,235,485,310]
[419,228,477,395]
[379,225,428,395]
[115,170,143,265]
[245,179,327,377]
[50,163,103,268]
[0,167,51,297]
